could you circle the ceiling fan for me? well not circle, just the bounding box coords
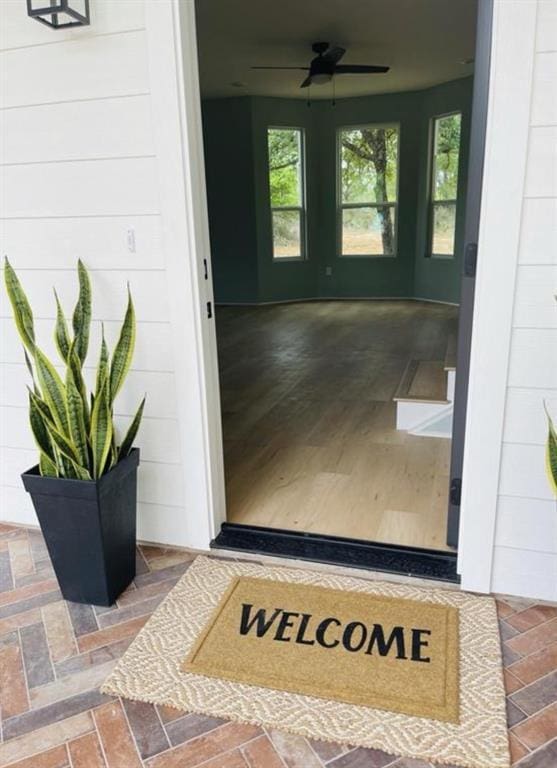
[251,41,390,88]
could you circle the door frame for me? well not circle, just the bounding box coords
[446,0,494,547]
[159,0,538,593]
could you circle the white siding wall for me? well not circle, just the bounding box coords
[0,1,198,546]
[491,0,557,600]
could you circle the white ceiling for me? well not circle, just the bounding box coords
[195,0,478,100]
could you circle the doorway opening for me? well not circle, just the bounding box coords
[194,0,490,579]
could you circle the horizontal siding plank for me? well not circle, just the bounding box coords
[0,447,185,508]
[0,269,170,322]
[524,126,557,197]
[0,485,38,526]
[0,216,163,270]
[491,545,557,601]
[0,406,181,464]
[0,0,145,51]
[531,51,557,126]
[136,503,191,549]
[0,31,149,109]
[0,96,154,164]
[519,197,557,264]
[0,447,36,487]
[0,489,189,547]
[536,0,557,53]
[512,265,557,328]
[503,387,557,445]
[1,157,159,218]
[507,328,557,389]
[495,495,557,554]
[1,318,174,372]
[498,442,554,500]
[1,365,177,419]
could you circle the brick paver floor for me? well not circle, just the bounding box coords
[0,522,556,767]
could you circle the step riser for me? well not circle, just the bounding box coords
[396,401,451,431]
[446,369,456,401]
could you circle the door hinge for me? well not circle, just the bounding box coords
[203,258,208,280]
[206,301,213,319]
[450,477,462,507]
[464,243,477,277]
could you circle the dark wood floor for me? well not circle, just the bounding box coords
[216,300,458,551]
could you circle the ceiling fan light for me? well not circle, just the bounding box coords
[311,73,332,85]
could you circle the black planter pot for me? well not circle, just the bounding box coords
[21,448,140,607]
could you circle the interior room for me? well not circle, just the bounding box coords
[195,0,478,553]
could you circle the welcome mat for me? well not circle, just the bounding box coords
[101,556,510,768]
[182,575,460,722]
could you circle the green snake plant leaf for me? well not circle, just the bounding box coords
[58,452,77,479]
[118,397,145,460]
[3,257,35,354]
[545,404,557,496]
[109,287,135,402]
[34,347,69,436]
[68,339,90,432]
[95,324,109,399]
[72,259,92,364]
[28,391,56,464]
[39,452,58,477]
[47,426,90,479]
[47,424,80,465]
[28,387,53,425]
[24,349,40,396]
[66,370,89,470]
[90,377,112,479]
[54,289,71,362]
[70,462,91,481]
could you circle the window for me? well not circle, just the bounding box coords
[267,127,305,260]
[429,113,462,257]
[338,124,399,257]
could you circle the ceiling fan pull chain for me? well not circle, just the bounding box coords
[332,76,336,107]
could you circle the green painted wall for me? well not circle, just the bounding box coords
[201,98,258,303]
[201,77,473,305]
[251,98,319,302]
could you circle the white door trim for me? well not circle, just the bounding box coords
[457,0,538,592]
[145,0,225,549]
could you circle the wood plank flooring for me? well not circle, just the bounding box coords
[216,300,458,552]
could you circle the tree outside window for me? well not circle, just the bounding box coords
[430,113,462,257]
[267,128,305,260]
[339,125,399,257]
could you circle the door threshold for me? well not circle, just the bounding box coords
[211,524,460,584]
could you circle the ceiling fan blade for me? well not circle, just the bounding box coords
[335,65,390,74]
[251,66,309,70]
[300,75,313,88]
[323,46,346,64]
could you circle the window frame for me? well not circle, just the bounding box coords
[336,122,401,259]
[267,125,307,262]
[427,110,462,260]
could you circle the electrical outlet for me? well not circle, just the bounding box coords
[127,227,136,254]
[325,266,333,276]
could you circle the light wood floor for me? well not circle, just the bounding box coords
[216,300,458,552]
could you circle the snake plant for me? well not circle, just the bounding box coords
[546,405,557,496]
[4,258,145,480]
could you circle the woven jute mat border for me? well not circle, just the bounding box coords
[101,556,510,768]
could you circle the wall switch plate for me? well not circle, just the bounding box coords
[325,266,333,276]
[127,227,136,253]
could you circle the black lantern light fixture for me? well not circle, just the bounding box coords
[26,0,90,29]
